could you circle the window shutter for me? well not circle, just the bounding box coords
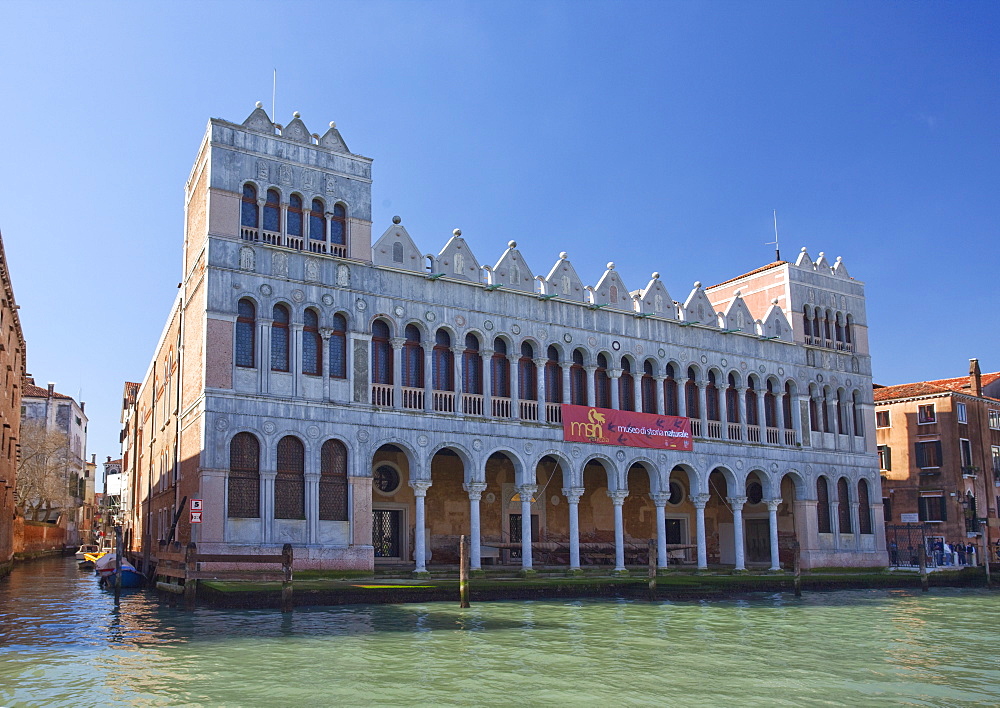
[934,442,943,467]
[885,446,892,471]
[940,495,947,521]
[917,497,927,521]
[915,442,925,468]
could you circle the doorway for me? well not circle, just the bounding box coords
[372,508,402,559]
[746,518,770,563]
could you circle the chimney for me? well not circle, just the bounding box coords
[47,382,55,396]
[970,358,982,397]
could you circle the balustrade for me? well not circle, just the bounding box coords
[765,426,781,444]
[689,418,702,437]
[371,383,393,407]
[519,400,538,421]
[784,429,797,446]
[492,397,512,418]
[545,403,562,424]
[462,393,484,416]
[401,386,424,410]
[727,422,742,440]
[432,391,456,413]
[261,230,281,245]
[707,421,722,439]
[240,226,259,241]
[747,424,761,443]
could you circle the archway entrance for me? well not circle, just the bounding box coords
[371,444,411,563]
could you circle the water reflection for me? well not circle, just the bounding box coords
[2,557,1000,707]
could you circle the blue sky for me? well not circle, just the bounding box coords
[1,1,997,472]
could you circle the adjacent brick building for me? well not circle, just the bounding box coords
[875,360,1000,563]
[0,231,26,577]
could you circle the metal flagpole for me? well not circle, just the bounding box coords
[272,69,276,120]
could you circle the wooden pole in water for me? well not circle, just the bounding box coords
[114,526,123,606]
[459,534,470,608]
[183,542,197,609]
[793,541,801,597]
[648,538,657,597]
[281,543,294,613]
[919,547,929,592]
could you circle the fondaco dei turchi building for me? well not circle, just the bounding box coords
[119,104,888,574]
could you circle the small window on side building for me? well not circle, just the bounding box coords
[956,402,967,424]
[875,410,890,428]
[917,404,936,424]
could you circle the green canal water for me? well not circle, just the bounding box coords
[1,557,998,707]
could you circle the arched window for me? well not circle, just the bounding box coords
[835,313,844,344]
[518,342,537,401]
[822,389,832,433]
[817,477,831,533]
[836,390,846,434]
[544,346,562,404]
[392,241,403,263]
[810,391,821,432]
[845,314,854,348]
[803,305,812,340]
[609,285,618,304]
[725,373,739,423]
[706,371,720,421]
[783,381,794,430]
[837,477,852,533]
[241,184,258,228]
[275,436,305,519]
[330,203,346,246]
[236,298,256,368]
[302,308,321,376]
[664,364,679,416]
[228,432,260,518]
[432,329,454,391]
[371,320,392,385]
[491,338,510,398]
[271,304,290,372]
[595,354,611,409]
[463,334,482,395]
[570,349,587,406]
[685,367,699,418]
[264,189,281,233]
[853,391,864,436]
[745,378,758,426]
[319,439,348,521]
[329,313,347,379]
[764,380,777,428]
[824,310,833,342]
[310,199,326,241]
[858,479,873,534]
[641,360,656,414]
[619,358,635,411]
[403,324,424,388]
[288,194,304,237]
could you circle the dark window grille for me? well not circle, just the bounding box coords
[403,324,424,388]
[271,304,290,372]
[372,320,392,384]
[330,203,346,246]
[329,313,347,379]
[303,308,321,376]
[858,479,873,534]
[241,184,258,228]
[685,367,699,418]
[372,509,401,557]
[310,198,326,240]
[837,477,852,532]
[236,299,256,368]
[640,361,656,414]
[810,397,820,432]
[319,439,348,521]
[595,354,611,409]
[764,381,776,427]
[664,365,679,416]
[264,189,281,232]
[432,329,453,391]
[783,382,794,429]
[545,346,562,403]
[706,372,720,421]
[745,384,759,426]
[817,477,831,533]
[491,339,510,398]
[570,350,587,405]
[288,194,303,237]
[619,358,634,411]
[275,436,305,519]
[725,375,739,422]
[228,432,260,518]
[462,334,482,395]
[518,342,537,400]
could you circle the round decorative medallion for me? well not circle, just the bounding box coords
[485,492,496,504]
[805,465,812,475]
[511,324,521,335]
[658,348,666,358]
[472,439,483,451]
[424,311,436,322]
[357,429,370,443]
[778,367,785,376]
[417,434,429,447]
[846,378,852,387]
[291,289,305,303]
[816,374,824,383]
[306,425,320,439]
[571,446,581,458]
[563,333,573,344]
[659,454,667,464]
[616,450,626,461]
[259,284,273,296]
[635,344,643,355]
[759,365,766,373]
[701,355,709,364]
[721,358,728,367]
[321,294,334,306]
[612,340,621,351]
[262,421,276,435]
[829,376,838,386]
[551,495,560,506]
[455,314,466,327]
[537,329,548,341]
[735,460,744,470]
[524,442,534,454]
[588,336,598,347]
[373,465,400,495]
[484,320,494,331]
[215,417,229,432]
[770,462,779,472]
[394,305,405,317]
[233,282,242,290]
[355,299,367,311]
[740,361,747,371]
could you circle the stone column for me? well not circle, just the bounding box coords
[464,482,487,570]
[423,349,434,412]
[609,489,629,572]
[563,487,584,570]
[390,338,404,410]
[258,319,271,394]
[609,370,621,410]
[584,366,597,407]
[693,493,709,569]
[794,393,808,446]
[291,323,303,397]
[411,480,432,574]
[756,389,767,438]
[509,354,521,420]
[261,471,276,544]
[729,495,747,571]
[767,498,781,571]
[677,378,688,418]
[279,203,288,241]
[851,501,861,549]
[481,349,493,416]
[519,484,537,570]
[654,376,666,415]
[320,329,332,401]
[845,399,856,437]
[452,345,465,416]
[325,214,333,253]
[736,386,748,441]
[306,472,320,544]
[633,374,643,413]
[534,357,548,415]
[652,492,671,569]
[774,392,786,442]
[561,362,572,405]
[697,382,709,436]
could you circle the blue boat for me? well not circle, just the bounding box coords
[98,558,146,589]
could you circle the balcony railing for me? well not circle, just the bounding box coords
[492,397,512,418]
[784,429,798,446]
[239,226,347,258]
[747,425,761,443]
[401,387,424,410]
[371,383,393,407]
[707,421,722,439]
[462,393,484,416]
[432,391,456,413]
[545,403,562,424]
[519,401,538,422]
[962,466,980,478]
[727,422,742,441]
[765,426,781,444]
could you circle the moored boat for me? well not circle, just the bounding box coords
[98,559,146,589]
[74,544,101,561]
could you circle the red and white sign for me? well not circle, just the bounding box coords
[190,499,203,523]
[562,405,693,451]
[190,499,203,511]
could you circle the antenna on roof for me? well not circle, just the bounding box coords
[766,210,781,261]
[272,68,277,122]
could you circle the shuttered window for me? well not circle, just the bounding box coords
[817,477,831,533]
[228,432,260,518]
[319,439,348,521]
[915,441,943,469]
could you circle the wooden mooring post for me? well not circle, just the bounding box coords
[793,541,802,597]
[919,549,929,592]
[459,535,470,608]
[281,543,294,613]
[114,526,123,606]
[648,539,657,598]
[183,542,198,608]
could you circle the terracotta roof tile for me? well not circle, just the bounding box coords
[22,383,73,400]
[707,261,787,290]
[874,372,1000,402]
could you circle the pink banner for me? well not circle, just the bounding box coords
[561,405,693,451]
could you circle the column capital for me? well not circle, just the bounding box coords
[736,386,748,394]
[653,374,666,383]
[608,369,622,380]
[696,381,708,390]
[728,495,748,510]
[481,348,494,358]
[533,357,548,368]
[517,483,538,497]
[651,492,672,507]
[464,482,487,500]
[451,345,465,356]
[608,489,629,505]
[562,487,585,503]
[584,365,598,375]
[319,328,333,341]
[410,479,432,496]
[766,498,781,512]
[692,492,710,509]
[390,337,405,350]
